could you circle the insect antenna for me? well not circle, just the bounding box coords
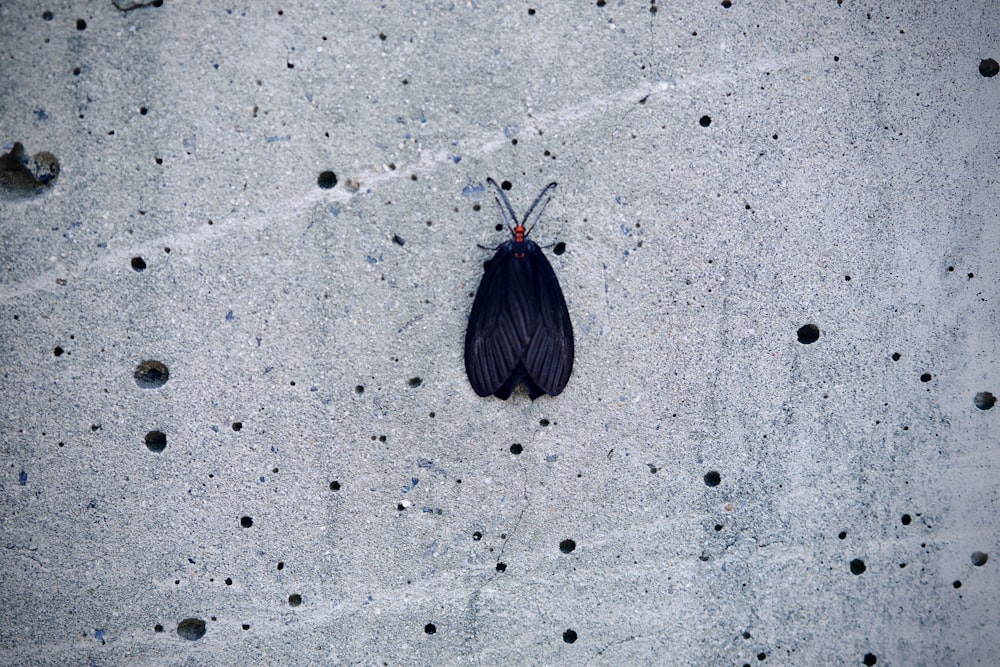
[522,182,558,236]
[486,177,520,235]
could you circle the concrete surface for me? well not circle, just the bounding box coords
[1,1,998,665]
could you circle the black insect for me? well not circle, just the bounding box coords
[464,178,574,400]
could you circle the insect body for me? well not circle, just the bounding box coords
[464,178,574,399]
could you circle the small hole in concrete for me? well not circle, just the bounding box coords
[145,430,166,453]
[863,653,877,666]
[850,558,866,575]
[974,392,995,410]
[980,58,999,77]
[901,514,911,525]
[134,360,169,388]
[559,539,576,553]
[797,324,820,344]
[510,443,523,455]
[704,471,721,487]
[563,629,577,643]
[424,622,436,634]
[288,594,302,607]
[317,170,338,189]
[131,256,146,271]
[330,480,341,491]
[176,618,206,641]
[971,551,988,566]
[920,373,932,383]
[699,115,712,127]
[240,516,253,528]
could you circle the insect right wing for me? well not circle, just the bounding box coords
[519,241,574,396]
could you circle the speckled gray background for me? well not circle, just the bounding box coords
[1,1,998,665]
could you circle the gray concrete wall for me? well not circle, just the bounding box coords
[1,1,997,665]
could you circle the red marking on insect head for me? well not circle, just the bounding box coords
[514,222,526,244]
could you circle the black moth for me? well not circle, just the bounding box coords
[464,178,574,400]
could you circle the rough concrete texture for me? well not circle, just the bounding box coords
[1,1,998,665]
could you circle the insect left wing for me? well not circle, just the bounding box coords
[464,243,525,397]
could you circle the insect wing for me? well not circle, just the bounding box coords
[519,241,574,396]
[464,239,573,398]
[465,242,522,397]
